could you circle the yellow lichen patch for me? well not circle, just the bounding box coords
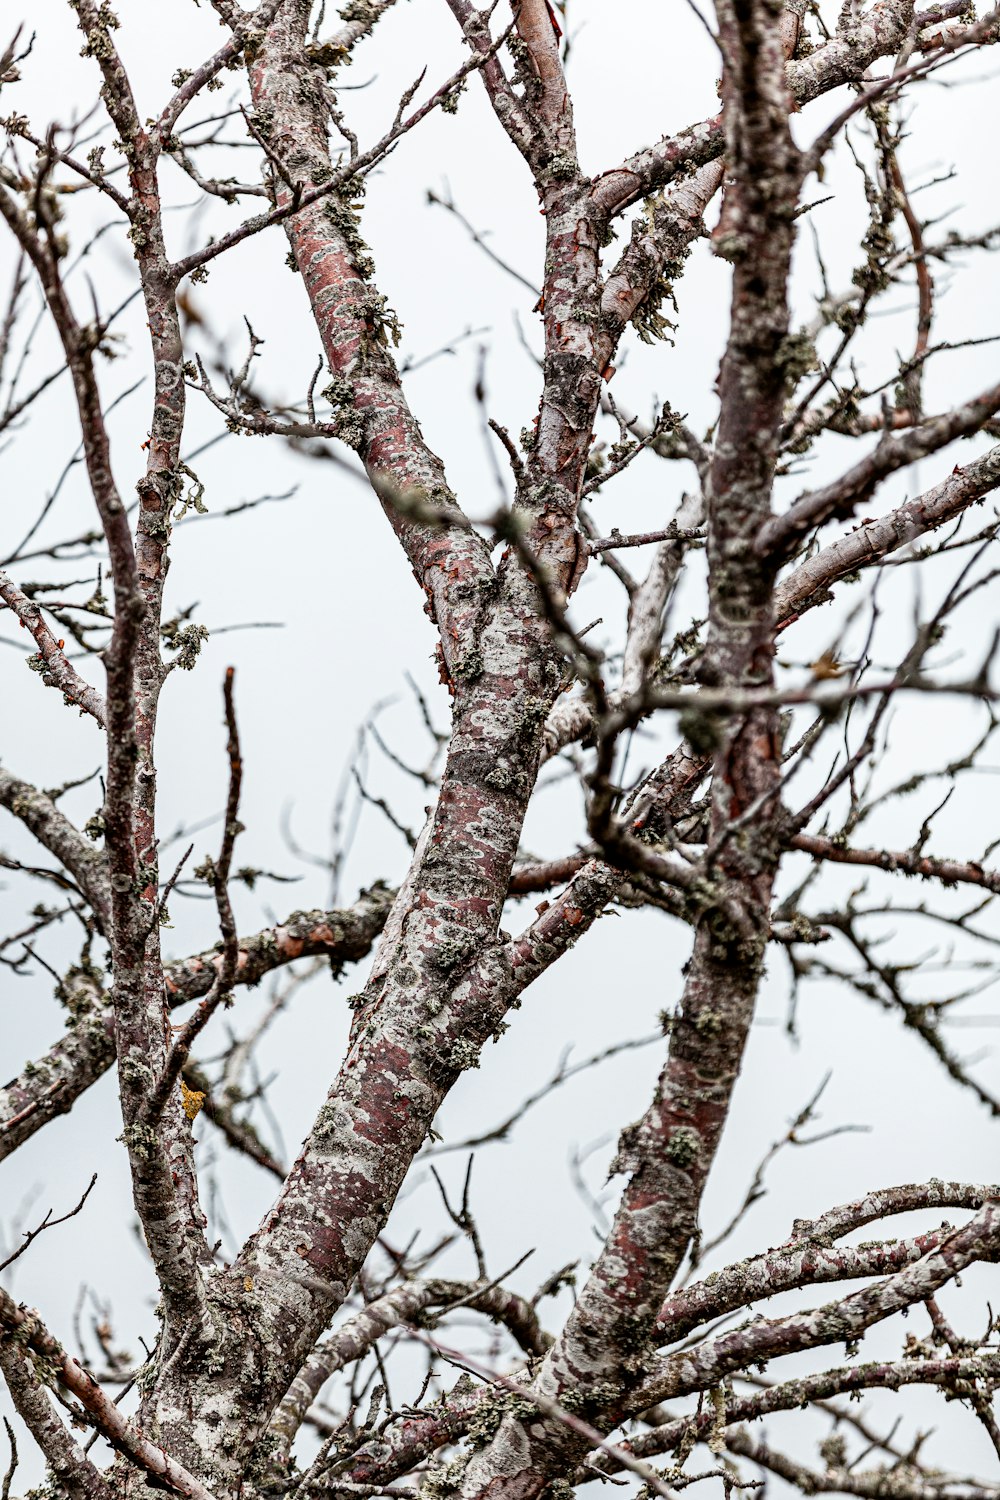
[180,1078,206,1120]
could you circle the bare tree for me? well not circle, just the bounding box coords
[2,2,1000,1498]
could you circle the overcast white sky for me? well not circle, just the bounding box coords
[2,1,1000,1491]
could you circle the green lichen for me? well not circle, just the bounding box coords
[119,1121,161,1161]
[547,151,578,181]
[713,229,749,263]
[665,1126,701,1170]
[340,0,387,23]
[428,933,476,973]
[446,1037,481,1072]
[631,211,687,344]
[420,1457,467,1498]
[518,695,549,735]
[322,373,366,451]
[819,1433,848,1468]
[165,461,207,519]
[678,704,724,755]
[162,620,209,671]
[775,329,818,387]
[439,77,468,114]
[465,1392,537,1447]
[694,1008,724,1037]
[321,186,377,281]
[76,1,120,61]
[452,648,484,682]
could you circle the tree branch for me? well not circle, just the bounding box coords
[0,1285,218,1500]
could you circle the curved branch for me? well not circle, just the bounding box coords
[774,442,1000,624]
[0,1286,217,1500]
[591,0,988,218]
[0,887,395,1161]
[790,831,1000,895]
[585,1350,1000,1475]
[0,1342,110,1500]
[0,767,110,927]
[656,1180,1000,1344]
[269,1277,549,1463]
[247,2,495,670]
[725,1426,999,1500]
[632,1199,1000,1411]
[0,571,107,726]
[761,387,1000,556]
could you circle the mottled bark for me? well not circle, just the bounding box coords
[3,4,1000,1499]
[134,6,604,1472]
[0,888,394,1159]
[455,4,801,1495]
[0,768,110,925]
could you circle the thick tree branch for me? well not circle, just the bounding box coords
[456,4,802,1494]
[656,1180,1000,1344]
[590,0,990,218]
[761,385,1000,556]
[0,768,109,926]
[248,2,495,667]
[0,1342,110,1500]
[724,1426,999,1500]
[586,1350,1000,1474]
[632,1200,1000,1411]
[0,571,107,726]
[70,0,216,1343]
[0,886,395,1160]
[774,443,1000,625]
[0,1286,218,1500]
